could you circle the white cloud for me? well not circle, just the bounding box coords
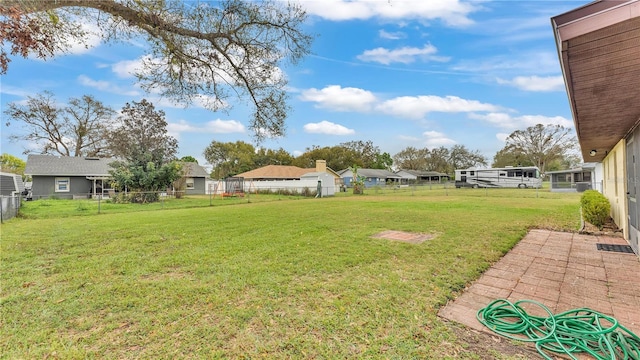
[112,57,148,78]
[379,29,406,40]
[299,85,377,112]
[451,51,560,76]
[423,130,456,148]
[298,0,478,26]
[167,119,245,139]
[469,112,574,130]
[376,95,500,119]
[303,121,355,135]
[496,133,509,142]
[77,75,140,96]
[356,44,449,65]
[51,22,102,56]
[496,75,565,92]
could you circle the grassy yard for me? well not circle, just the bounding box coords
[1,189,581,358]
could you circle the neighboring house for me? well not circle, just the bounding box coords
[395,170,450,184]
[339,168,401,188]
[552,1,640,254]
[0,172,25,196]
[24,155,115,200]
[180,162,210,195]
[547,163,603,193]
[234,160,338,196]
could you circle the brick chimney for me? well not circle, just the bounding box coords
[315,159,327,172]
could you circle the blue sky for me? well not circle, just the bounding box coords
[0,0,586,168]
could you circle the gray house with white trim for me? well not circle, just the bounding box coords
[25,155,115,200]
[339,168,401,188]
[180,162,210,195]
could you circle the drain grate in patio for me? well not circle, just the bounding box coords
[596,243,635,254]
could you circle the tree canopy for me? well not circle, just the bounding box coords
[4,91,115,157]
[0,0,313,140]
[392,145,487,174]
[108,99,181,202]
[0,153,26,176]
[502,124,577,175]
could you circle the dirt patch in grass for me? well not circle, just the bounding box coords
[371,230,436,244]
[444,321,541,359]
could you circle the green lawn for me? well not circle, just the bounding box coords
[1,189,581,358]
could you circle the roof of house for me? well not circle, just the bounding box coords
[181,162,209,178]
[546,164,596,174]
[0,172,25,193]
[552,0,640,161]
[24,155,115,176]
[400,170,449,177]
[236,165,312,179]
[340,168,401,179]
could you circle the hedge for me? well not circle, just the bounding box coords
[580,190,611,229]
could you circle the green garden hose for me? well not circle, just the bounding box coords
[477,299,640,359]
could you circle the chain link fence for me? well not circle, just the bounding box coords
[1,195,22,222]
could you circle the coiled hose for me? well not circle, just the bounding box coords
[476,299,640,359]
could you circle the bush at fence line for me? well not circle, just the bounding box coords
[253,187,317,197]
[580,190,611,229]
[111,191,160,204]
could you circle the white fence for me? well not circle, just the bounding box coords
[0,195,21,222]
[207,179,336,197]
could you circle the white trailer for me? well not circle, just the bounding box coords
[454,166,542,188]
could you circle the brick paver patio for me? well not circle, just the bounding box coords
[439,229,640,336]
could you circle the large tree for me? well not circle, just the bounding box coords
[4,91,115,157]
[108,99,181,202]
[448,144,487,171]
[292,145,363,171]
[108,99,178,163]
[503,124,577,175]
[492,147,534,168]
[0,0,312,140]
[393,147,428,170]
[0,153,26,176]
[203,140,257,179]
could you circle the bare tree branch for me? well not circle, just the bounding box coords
[0,0,313,140]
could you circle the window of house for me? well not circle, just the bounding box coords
[461,171,467,175]
[470,171,475,176]
[55,177,70,192]
[186,178,195,189]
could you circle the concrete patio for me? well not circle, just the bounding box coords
[439,229,640,337]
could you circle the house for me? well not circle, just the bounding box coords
[395,170,450,185]
[24,155,115,200]
[552,0,640,254]
[546,163,603,193]
[339,168,401,188]
[0,171,25,196]
[234,160,338,196]
[179,162,210,195]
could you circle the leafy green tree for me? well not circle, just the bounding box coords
[0,153,25,176]
[203,140,257,179]
[492,147,534,168]
[108,99,180,203]
[3,91,115,156]
[254,148,293,167]
[292,145,362,171]
[504,124,577,175]
[426,147,451,174]
[340,140,380,168]
[372,152,393,170]
[180,156,198,163]
[448,145,487,171]
[0,0,312,140]
[393,147,428,170]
